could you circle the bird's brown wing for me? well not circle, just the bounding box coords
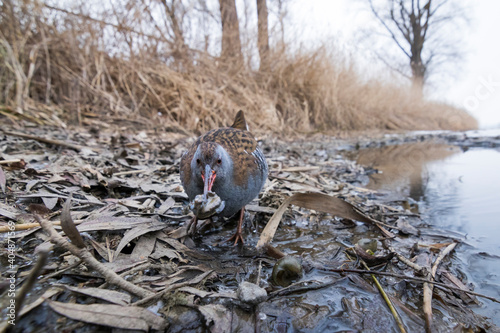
[199,127,260,188]
[179,142,198,189]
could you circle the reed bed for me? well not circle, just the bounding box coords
[0,1,477,134]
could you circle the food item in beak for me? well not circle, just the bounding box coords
[189,191,225,219]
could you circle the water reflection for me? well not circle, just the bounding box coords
[352,141,500,324]
[353,142,460,201]
[354,143,500,255]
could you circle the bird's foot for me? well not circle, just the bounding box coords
[224,208,245,246]
[226,231,245,246]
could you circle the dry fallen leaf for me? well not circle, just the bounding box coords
[47,300,166,331]
[0,166,6,193]
[64,285,131,305]
[77,216,153,232]
[257,192,394,249]
[114,220,166,259]
[197,304,232,333]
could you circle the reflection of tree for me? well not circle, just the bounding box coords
[355,142,459,201]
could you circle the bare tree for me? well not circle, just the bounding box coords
[365,0,466,94]
[257,0,269,70]
[218,0,242,62]
[159,0,187,59]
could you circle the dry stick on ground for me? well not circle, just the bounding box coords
[268,278,347,298]
[359,260,407,333]
[423,242,457,333]
[0,219,85,233]
[36,215,154,299]
[345,250,407,333]
[0,159,22,165]
[389,247,428,275]
[0,129,90,152]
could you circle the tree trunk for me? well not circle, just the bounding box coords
[256,0,269,71]
[218,0,242,62]
[409,11,425,95]
[410,52,425,96]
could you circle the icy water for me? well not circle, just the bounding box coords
[352,130,500,325]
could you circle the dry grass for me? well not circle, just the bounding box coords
[0,1,477,134]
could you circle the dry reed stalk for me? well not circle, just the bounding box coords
[0,0,477,133]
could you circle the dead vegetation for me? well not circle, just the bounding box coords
[0,0,477,134]
[0,126,497,332]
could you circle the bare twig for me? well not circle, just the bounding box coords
[423,242,457,333]
[360,260,407,333]
[0,130,86,152]
[0,159,22,165]
[323,267,500,303]
[37,215,153,299]
[0,219,84,233]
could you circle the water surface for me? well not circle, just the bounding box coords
[352,132,500,324]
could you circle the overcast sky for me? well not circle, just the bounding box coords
[286,0,500,129]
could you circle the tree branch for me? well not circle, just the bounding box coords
[369,0,411,59]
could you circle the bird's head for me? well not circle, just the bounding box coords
[191,142,232,197]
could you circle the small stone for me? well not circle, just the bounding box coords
[237,281,267,305]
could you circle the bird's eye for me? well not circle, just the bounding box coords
[217,159,222,164]
[196,159,201,165]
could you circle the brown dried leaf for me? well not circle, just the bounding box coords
[61,199,85,248]
[0,166,5,193]
[156,234,215,260]
[157,196,175,214]
[25,179,41,192]
[427,242,454,252]
[41,196,58,210]
[18,288,62,318]
[114,220,166,258]
[150,242,185,262]
[131,233,157,260]
[353,245,395,266]
[64,286,131,305]
[89,239,113,261]
[257,192,394,249]
[47,174,66,184]
[27,203,52,216]
[0,202,18,220]
[77,216,152,232]
[440,271,479,305]
[396,217,419,236]
[103,258,148,273]
[197,304,232,333]
[47,300,166,331]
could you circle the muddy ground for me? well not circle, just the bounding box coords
[1,125,499,332]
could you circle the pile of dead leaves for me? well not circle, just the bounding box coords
[0,126,498,332]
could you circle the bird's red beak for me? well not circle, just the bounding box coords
[201,164,216,198]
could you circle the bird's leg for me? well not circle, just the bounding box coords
[227,208,245,246]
